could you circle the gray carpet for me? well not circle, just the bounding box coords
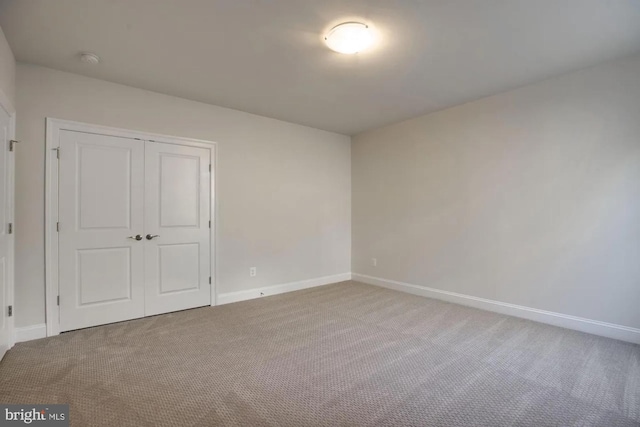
[1,281,639,426]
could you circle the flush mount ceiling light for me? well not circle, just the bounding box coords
[324,22,373,54]
[79,52,100,64]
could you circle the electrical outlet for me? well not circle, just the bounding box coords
[250,267,257,277]
[371,258,377,267]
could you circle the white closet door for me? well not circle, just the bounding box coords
[143,141,211,316]
[59,131,145,332]
[0,107,11,358]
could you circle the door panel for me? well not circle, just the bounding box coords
[144,142,210,316]
[159,154,200,227]
[77,247,132,305]
[78,145,132,229]
[59,131,145,331]
[0,107,11,359]
[158,243,200,294]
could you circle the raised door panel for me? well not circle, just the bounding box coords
[144,141,210,316]
[158,243,200,294]
[58,130,145,332]
[77,247,132,305]
[78,145,132,230]
[159,154,200,228]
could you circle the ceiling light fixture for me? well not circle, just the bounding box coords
[79,52,100,64]
[324,22,373,54]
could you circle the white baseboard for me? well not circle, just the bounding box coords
[352,273,640,344]
[14,324,47,343]
[217,272,352,305]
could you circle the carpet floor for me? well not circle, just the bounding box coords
[1,281,639,426]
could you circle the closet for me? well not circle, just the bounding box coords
[48,120,213,333]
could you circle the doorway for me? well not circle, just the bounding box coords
[0,98,15,359]
[46,119,216,334]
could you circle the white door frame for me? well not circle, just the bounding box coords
[45,118,217,337]
[0,89,15,348]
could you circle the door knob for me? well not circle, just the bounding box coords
[128,235,143,241]
[146,234,160,240]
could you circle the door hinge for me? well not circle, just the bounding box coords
[57,295,60,306]
[209,164,211,172]
[7,305,12,317]
[209,277,211,285]
[9,140,19,152]
[7,223,12,234]
[208,220,211,228]
[56,222,60,232]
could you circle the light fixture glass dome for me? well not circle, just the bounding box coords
[79,52,100,64]
[324,22,373,54]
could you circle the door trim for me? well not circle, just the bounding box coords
[0,89,15,350]
[45,118,217,337]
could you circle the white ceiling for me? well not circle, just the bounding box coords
[1,0,640,135]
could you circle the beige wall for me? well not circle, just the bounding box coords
[0,25,15,109]
[15,64,351,328]
[13,53,640,331]
[352,54,640,329]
